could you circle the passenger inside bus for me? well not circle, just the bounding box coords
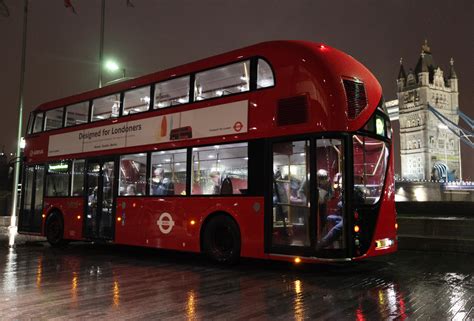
[209,171,221,195]
[209,171,233,195]
[125,184,137,196]
[151,168,174,195]
[315,169,334,226]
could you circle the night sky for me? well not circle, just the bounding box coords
[0,1,473,178]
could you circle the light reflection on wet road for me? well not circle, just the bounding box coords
[0,236,472,320]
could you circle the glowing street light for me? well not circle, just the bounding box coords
[105,60,120,72]
[20,137,26,149]
[104,59,126,84]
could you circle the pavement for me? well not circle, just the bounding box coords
[0,234,473,320]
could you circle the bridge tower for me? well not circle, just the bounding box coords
[397,40,461,180]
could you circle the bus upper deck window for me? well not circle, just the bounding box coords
[32,112,44,133]
[92,94,120,122]
[123,86,151,115]
[154,76,190,109]
[65,102,89,127]
[194,60,250,101]
[45,108,64,131]
[257,59,274,89]
[27,113,35,134]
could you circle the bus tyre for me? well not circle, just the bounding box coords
[203,215,241,265]
[46,213,68,247]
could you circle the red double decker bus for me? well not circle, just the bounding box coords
[19,41,396,264]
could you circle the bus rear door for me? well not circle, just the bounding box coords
[84,158,116,240]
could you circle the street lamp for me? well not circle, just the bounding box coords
[104,59,126,83]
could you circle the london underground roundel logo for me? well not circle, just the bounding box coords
[157,212,175,234]
[233,121,243,132]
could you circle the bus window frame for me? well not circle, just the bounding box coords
[64,101,92,130]
[45,160,72,198]
[190,141,250,196]
[152,75,191,110]
[43,107,65,133]
[25,56,276,137]
[26,112,35,135]
[122,85,153,117]
[358,97,392,141]
[118,151,149,197]
[30,111,45,134]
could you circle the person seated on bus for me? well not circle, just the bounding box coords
[209,171,221,195]
[316,198,343,251]
[125,184,137,196]
[296,169,333,226]
[88,186,98,207]
[151,168,174,195]
[220,176,233,195]
[316,183,365,250]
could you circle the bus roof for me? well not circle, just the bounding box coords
[33,40,379,113]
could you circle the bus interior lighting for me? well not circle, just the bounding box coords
[49,164,68,171]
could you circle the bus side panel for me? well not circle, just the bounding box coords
[114,197,265,259]
[115,197,182,248]
[177,197,266,259]
[43,198,84,240]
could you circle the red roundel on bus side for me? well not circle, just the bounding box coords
[233,121,243,132]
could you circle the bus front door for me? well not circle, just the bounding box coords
[84,159,116,240]
[269,138,347,258]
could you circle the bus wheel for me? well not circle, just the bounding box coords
[203,215,241,264]
[46,213,68,247]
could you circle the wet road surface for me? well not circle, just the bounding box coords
[0,234,473,320]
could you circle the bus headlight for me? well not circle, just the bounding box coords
[375,238,394,250]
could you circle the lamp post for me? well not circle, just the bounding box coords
[98,0,105,88]
[9,0,29,244]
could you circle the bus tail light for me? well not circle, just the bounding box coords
[354,225,360,233]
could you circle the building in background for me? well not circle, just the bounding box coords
[387,40,461,181]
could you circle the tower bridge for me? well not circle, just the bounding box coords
[385,40,472,181]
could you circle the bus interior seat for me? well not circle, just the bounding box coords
[220,176,233,195]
